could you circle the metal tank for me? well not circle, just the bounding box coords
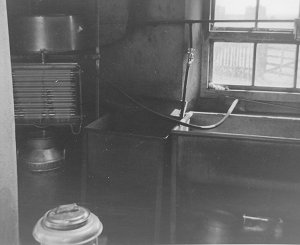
[9,15,87,53]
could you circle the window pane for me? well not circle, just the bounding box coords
[258,0,299,29]
[255,44,296,87]
[214,0,256,28]
[212,42,254,85]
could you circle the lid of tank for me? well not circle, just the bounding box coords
[43,203,90,230]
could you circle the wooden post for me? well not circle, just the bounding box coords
[0,0,19,244]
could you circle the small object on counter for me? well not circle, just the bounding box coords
[242,214,283,242]
[33,203,103,245]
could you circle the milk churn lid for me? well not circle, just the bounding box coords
[33,203,103,245]
[43,203,90,230]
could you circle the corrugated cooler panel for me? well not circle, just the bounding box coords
[12,63,82,126]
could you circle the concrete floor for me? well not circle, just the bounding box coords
[18,133,164,245]
[18,135,84,245]
[17,132,300,245]
[176,182,300,244]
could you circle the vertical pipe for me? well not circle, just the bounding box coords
[189,22,193,49]
[180,23,193,119]
[294,44,299,88]
[209,41,214,83]
[179,63,191,119]
[95,0,101,119]
[252,43,257,86]
[255,0,260,29]
[210,0,216,24]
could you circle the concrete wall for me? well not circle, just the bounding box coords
[100,0,189,101]
[0,0,19,244]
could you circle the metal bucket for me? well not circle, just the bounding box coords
[9,15,87,53]
[33,203,103,245]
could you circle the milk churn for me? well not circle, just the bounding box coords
[33,203,103,245]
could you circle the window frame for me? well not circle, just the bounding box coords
[200,0,300,102]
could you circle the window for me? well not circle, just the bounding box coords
[201,0,300,102]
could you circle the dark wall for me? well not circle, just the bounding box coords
[100,0,187,101]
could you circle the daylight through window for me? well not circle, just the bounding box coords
[207,0,300,92]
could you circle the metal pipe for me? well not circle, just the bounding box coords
[95,0,101,119]
[294,44,299,88]
[179,62,191,119]
[189,23,193,49]
[254,0,260,28]
[180,24,194,119]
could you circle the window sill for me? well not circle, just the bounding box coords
[200,88,300,103]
